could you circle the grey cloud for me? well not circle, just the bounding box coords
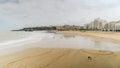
[0,0,120,29]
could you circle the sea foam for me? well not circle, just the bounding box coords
[0,31,46,50]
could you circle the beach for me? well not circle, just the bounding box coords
[0,48,120,68]
[1,0,120,68]
[0,31,120,68]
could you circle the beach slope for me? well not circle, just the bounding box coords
[0,48,120,68]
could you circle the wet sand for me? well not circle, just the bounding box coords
[0,48,120,68]
[52,31,120,43]
[0,31,120,68]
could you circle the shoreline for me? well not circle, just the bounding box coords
[0,31,120,68]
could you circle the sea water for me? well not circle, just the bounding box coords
[0,31,120,55]
[0,31,46,55]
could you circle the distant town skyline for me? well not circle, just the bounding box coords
[0,0,120,30]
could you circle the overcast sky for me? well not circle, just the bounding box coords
[0,0,120,30]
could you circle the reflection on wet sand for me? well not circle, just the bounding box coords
[36,32,120,52]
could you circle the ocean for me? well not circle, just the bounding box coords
[0,31,120,55]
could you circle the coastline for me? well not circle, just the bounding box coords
[0,31,120,68]
[0,48,120,68]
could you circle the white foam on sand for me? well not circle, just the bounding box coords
[0,31,120,55]
[0,31,46,55]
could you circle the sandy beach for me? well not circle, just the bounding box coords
[0,31,120,68]
[0,48,120,68]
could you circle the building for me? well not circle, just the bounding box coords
[71,25,82,30]
[63,25,82,30]
[106,21,116,31]
[84,18,107,30]
[55,26,64,30]
[115,21,120,31]
[55,25,82,31]
[91,18,107,30]
[115,23,120,31]
[83,24,89,29]
[104,21,120,31]
[63,25,72,30]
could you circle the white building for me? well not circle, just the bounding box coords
[108,21,116,31]
[115,21,120,31]
[104,21,120,31]
[83,18,120,32]
[86,18,107,30]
